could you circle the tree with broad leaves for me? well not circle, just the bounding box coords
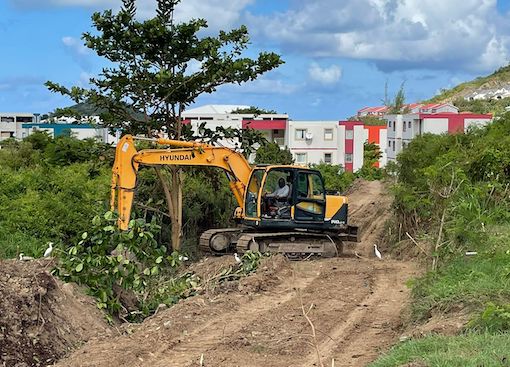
[46,0,283,251]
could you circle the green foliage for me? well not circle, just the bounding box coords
[45,0,283,138]
[357,142,383,180]
[255,142,294,165]
[349,115,387,126]
[391,114,510,323]
[410,231,510,320]
[469,303,510,332]
[0,135,111,259]
[231,106,278,115]
[453,97,508,116]
[134,167,237,250]
[54,212,196,321]
[369,333,510,367]
[55,210,268,321]
[309,163,356,194]
[384,81,409,114]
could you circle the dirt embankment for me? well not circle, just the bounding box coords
[0,259,111,367]
[52,179,418,367]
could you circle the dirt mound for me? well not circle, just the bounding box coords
[0,259,111,367]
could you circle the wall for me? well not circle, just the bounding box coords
[422,118,449,134]
[288,120,339,165]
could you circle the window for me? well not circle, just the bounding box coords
[392,140,395,151]
[295,129,307,140]
[16,116,33,123]
[393,122,396,131]
[324,153,332,163]
[1,116,14,123]
[199,117,213,120]
[262,117,272,120]
[345,153,353,163]
[408,121,412,129]
[345,129,354,139]
[324,128,333,140]
[295,172,325,219]
[403,122,406,132]
[295,153,307,164]
[388,121,392,128]
[0,131,12,138]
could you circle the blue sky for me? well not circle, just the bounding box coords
[1,0,510,119]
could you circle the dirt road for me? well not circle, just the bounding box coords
[56,180,417,367]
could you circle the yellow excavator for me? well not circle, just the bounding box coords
[111,134,358,257]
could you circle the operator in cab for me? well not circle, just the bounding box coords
[267,178,290,199]
[262,177,290,216]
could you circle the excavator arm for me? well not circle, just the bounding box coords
[111,134,253,230]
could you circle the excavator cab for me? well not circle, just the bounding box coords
[244,167,327,228]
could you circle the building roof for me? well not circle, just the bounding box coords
[357,106,388,114]
[182,104,251,115]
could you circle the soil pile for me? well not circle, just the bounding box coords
[0,259,110,367]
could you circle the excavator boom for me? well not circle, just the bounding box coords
[111,134,252,230]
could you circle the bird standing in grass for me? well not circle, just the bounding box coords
[234,253,241,263]
[18,253,34,261]
[44,242,54,257]
[373,244,382,260]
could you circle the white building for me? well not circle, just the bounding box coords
[0,113,35,141]
[20,123,121,144]
[182,104,289,150]
[385,111,492,161]
[287,121,340,165]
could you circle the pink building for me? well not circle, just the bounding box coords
[338,121,387,172]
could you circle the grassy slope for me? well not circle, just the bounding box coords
[428,65,510,103]
[370,117,510,366]
[370,333,510,367]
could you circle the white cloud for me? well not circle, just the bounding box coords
[62,36,89,55]
[249,0,510,73]
[15,0,253,32]
[308,63,342,85]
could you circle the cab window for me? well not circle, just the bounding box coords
[245,169,264,217]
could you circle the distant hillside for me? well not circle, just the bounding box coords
[427,64,510,115]
[429,64,510,103]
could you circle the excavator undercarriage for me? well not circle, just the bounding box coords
[199,227,355,258]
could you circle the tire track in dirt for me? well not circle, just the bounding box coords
[150,262,321,367]
[298,260,415,367]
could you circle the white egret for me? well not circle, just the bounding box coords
[234,253,241,263]
[44,242,54,257]
[19,253,34,261]
[373,244,382,260]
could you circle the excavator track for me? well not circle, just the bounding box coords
[199,228,244,254]
[237,232,339,259]
[200,228,342,258]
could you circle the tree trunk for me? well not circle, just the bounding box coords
[155,167,183,251]
[169,166,183,251]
